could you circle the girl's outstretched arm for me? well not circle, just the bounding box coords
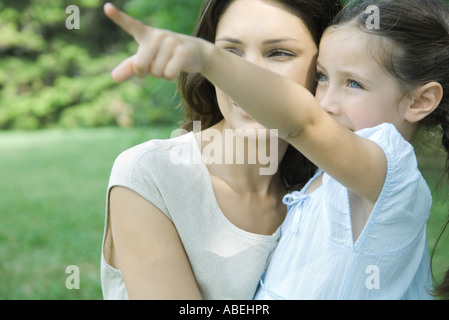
[203,48,386,206]
[104,3,387,206]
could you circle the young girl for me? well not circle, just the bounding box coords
[105,0,449,299]
[252,0,449,299]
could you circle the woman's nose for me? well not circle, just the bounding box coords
[244,51,266,68]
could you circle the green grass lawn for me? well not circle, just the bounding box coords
[417,138,449,291]
[0,126,176,299]
[0,127,448,299]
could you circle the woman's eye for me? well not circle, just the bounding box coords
[224,48,243,57]
[268,50,295,59]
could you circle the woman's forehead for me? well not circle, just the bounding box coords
[216,0,313,40]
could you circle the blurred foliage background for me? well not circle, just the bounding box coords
[0,0,205,300]
[0,0,203,130]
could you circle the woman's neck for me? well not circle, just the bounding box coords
[195,121,289,195]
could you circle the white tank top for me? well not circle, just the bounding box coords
[101,132,280,299]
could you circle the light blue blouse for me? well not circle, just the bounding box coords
[254,123,434,300]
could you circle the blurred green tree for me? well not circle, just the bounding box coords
[0,0,203,130]
[2,0,449,130]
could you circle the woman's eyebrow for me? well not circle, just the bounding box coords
[215,37,243,44]
[262,38,300,45]
[215,37,301,45]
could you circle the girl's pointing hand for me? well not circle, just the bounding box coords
[103,2,213,82]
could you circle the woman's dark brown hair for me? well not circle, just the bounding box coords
[178,0,343,189]
[333,0,449,300]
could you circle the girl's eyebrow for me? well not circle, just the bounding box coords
[316,61,327,71]
[342,70,373,85]
[317,60,374,85]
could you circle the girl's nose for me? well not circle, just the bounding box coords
[322,101,342,116]
[317,88,342,117]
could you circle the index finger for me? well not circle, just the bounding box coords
[104,2,148,42]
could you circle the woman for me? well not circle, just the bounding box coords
[101,0,342,300]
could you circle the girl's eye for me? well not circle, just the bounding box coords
[347,80,363,89]
[316,72,329,83]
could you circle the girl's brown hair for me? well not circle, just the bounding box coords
[178,0,343,188]
[333,0,449,300]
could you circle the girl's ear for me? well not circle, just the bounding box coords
[405,82,443,123]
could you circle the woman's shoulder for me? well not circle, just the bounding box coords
[107,132,201,219]
[114,132,196,166]
[109,132,199,186]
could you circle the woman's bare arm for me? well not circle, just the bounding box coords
[109,187,202,299]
